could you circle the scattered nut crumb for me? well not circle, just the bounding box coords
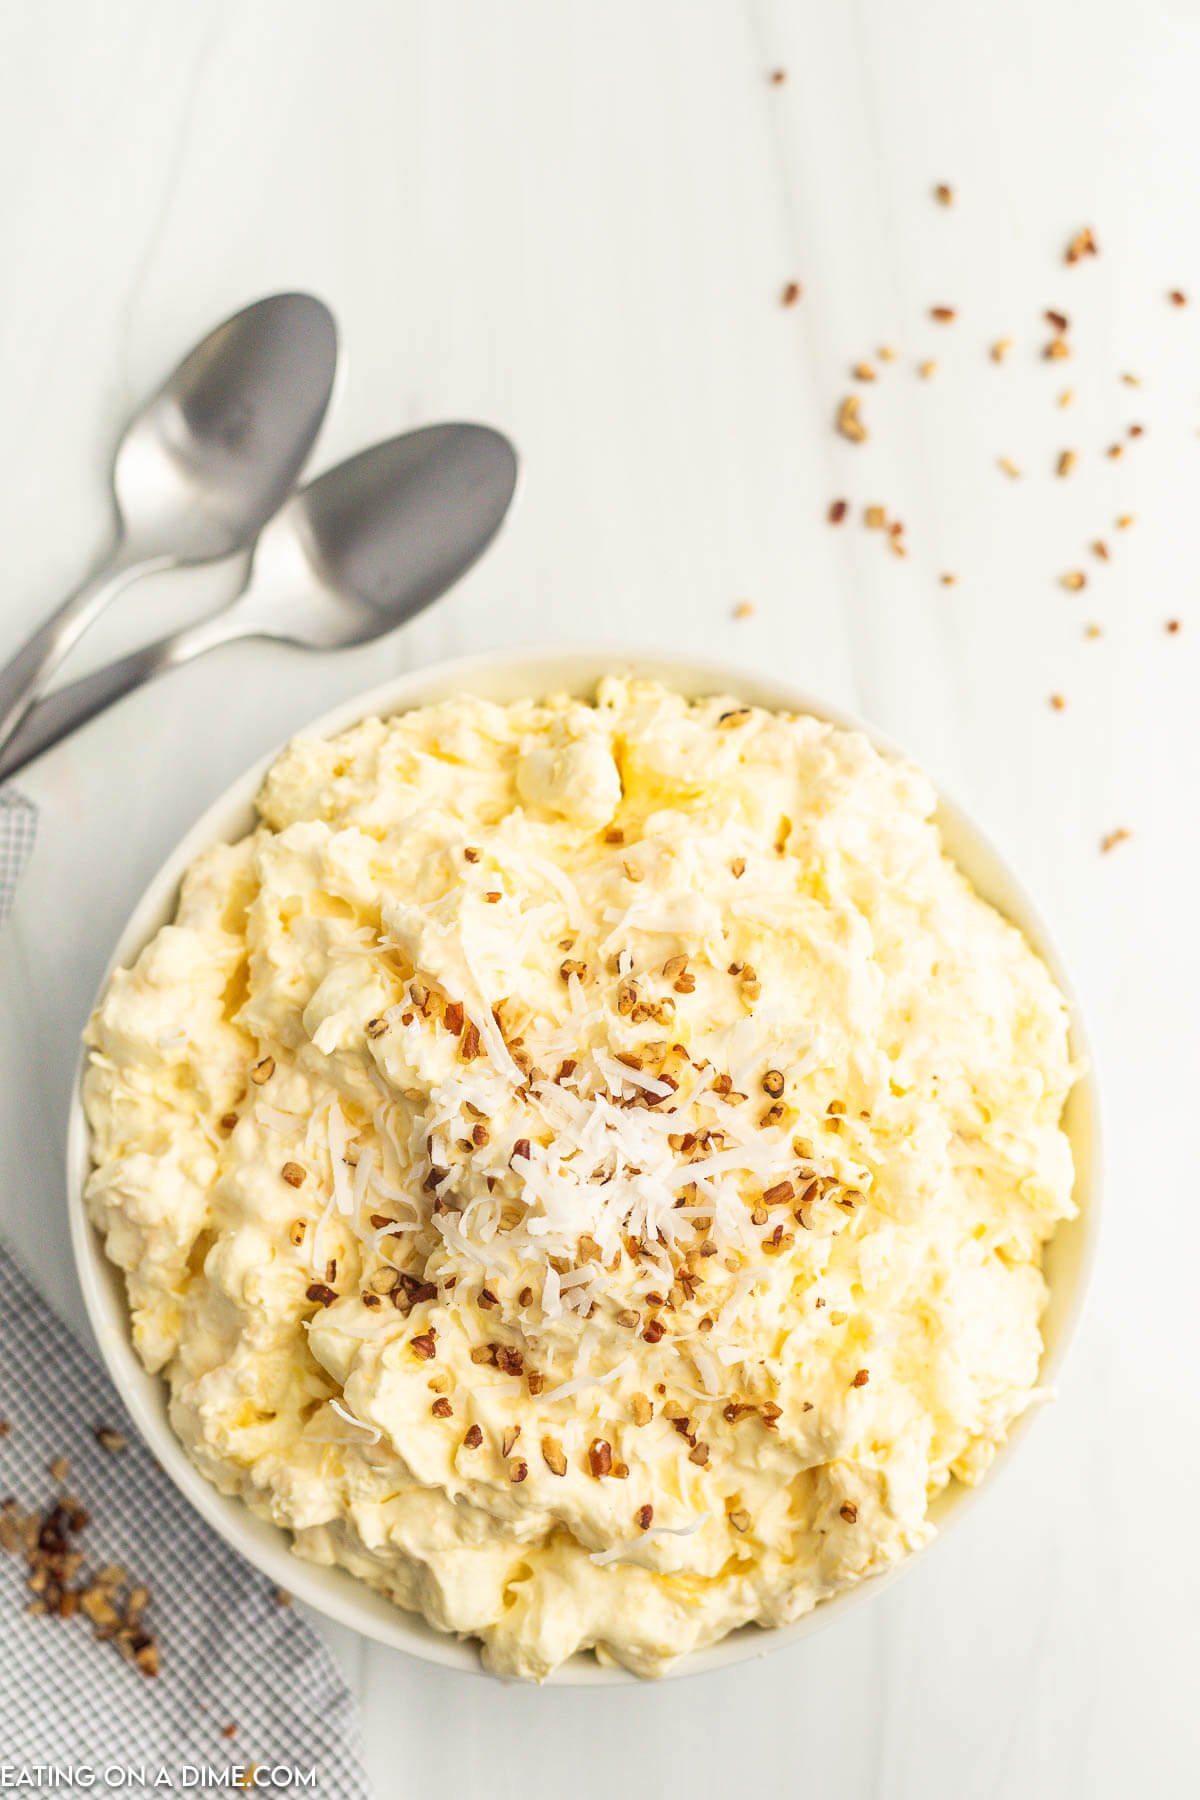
[1169,289,1187,306]
[1044,308,1069,333]
[1092,539,1109,560]
[94,1427,127,1455]
[917,359,937,379]
[934,183,954,206]
[1049,694,1067,711]
[1058,388,1074,408]
[878,345,897,362]
[1166,618,1182,634]
[1116,514,1135,530]
[864,504,887,529]
[840,1502,859,1523]
[828,498,848,524]
[781,281,802,307]
[1061,570,1087,591]
[1056,449,1077,478]
[1121,372,1141,387]
[990,338,1013,363]
[1085,623,1103,639]
[1,1487,159,1676]
[998,456,1022,479]
[852,361,876,382]
[1045,336,1070,361]
[732,600,755,621]
[929,306,957,323]
[1101,827,1131,853]
[768,68,786,84]
[1065,226,1098,264]
[940,573,957,587]
[836,395,867,442]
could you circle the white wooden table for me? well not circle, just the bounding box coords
[1,2,1196,1793]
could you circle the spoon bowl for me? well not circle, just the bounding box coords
[242,424,521,648]
[114,292,340,563]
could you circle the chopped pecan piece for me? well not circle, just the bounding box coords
[588,1439,613,1478]
[541,1436,568,1476]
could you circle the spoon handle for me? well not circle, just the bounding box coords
[0,610,247,783]
[0,548,170,757]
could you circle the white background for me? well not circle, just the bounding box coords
[0,2,1196,1795]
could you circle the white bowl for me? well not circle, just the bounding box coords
[67,645,1101,1684]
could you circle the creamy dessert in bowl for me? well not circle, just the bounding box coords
[82,673,1081,1681]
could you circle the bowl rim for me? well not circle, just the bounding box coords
[67,641,1102,1685]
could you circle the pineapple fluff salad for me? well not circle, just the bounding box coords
[84,677,1078,1680]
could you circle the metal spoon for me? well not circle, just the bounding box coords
[0,424,519,782]
[0,292,338,755]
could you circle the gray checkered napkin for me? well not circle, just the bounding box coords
[0,789,36,923]
[0,1241,371,1796]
